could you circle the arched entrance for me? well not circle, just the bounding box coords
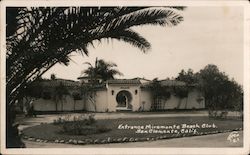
[116,90,132,110]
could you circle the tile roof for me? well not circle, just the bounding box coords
[41,79,80,87]
[141,80,187,87]
[77,76,102,80]
[106,79,141,85]
[160,80,186,86]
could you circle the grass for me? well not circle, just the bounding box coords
[22,116,243,143]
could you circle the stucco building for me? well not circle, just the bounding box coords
[27,77,205,112]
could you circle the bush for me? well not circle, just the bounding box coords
[208,110,228,119]
[42,91,51,100]
[53,114,110,135]
[72,92,82,100]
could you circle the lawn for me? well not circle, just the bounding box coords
[22,116,243,144]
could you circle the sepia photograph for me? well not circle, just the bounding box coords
[0,0,249,155]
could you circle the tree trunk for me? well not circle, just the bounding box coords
[74,100,76,112]
[176,98,182,109]
[6,104,25,148]
[61,100,63,111]
[55,100,58,112]
[185,97,188,109]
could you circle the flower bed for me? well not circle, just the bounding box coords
[22,116,243,145]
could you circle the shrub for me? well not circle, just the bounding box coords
[53,114,110,135]
[53,114,71,125]
[42,91,51,100]
[72,92,82,100]
[208,110,228,119]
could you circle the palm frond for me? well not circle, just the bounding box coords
[83,62,93,67]
[166,6,186,11]
[6,6,185,105]
[90,8,183,35]
[103,29,151,52]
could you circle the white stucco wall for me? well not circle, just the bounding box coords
[84,90,108,112]
[107,84,141,112]
[185,89,205,109]
[163,88,205,109]
[140,88,205,110]
[140,89,153,111]
[33,99,56,111]
[30,85,205,112]
[31,95,84,111]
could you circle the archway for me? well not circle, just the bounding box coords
[116,90,132,109]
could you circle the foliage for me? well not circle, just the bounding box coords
[50,74,56,80]
[22,82,43,99]
[173,86,188,98]
[198,65,243,112]
[149,79,171,100]
[176,64,243,115]
[6,7,184,106]
[6,107,25,148]
[82,57,123,82]
[52,82,69,111]
[175,69,198,84]
[72,92,82,100]
[148,78,171,110]
[53,114,110,135]
[42,91,52,100]
[80,83,99,111]
[23,116,242,144]
[53,114,95,125]
[6,6,184,147]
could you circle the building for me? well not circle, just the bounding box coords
[27,78,205,112]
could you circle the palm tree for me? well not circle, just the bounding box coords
[53,82,69,111]
[7,7,184,106]
[82,57,123,82]
[81,57,123,111]
[6,6,185,147]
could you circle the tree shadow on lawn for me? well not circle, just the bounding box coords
[22,116,243,145]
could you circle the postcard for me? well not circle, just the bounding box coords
[1,0,249,155]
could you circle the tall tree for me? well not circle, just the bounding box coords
[6,6,185,147]
[52,82,69,111]
[82,57,123,82]
[7,7,184,106]
[197,64,243,112]
[176,68,198,84]
[176,64,243,115]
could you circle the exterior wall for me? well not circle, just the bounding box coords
[163,95,186,109]
[32,96,84,111]
[185,89,205,109]
[33,99,56,111]
[140,89,153,111]
[107,84,141,112]
[84,90,108,112]
[29,84,205,112]
[163,88,205,109]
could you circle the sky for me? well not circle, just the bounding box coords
[42,6,244,85]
